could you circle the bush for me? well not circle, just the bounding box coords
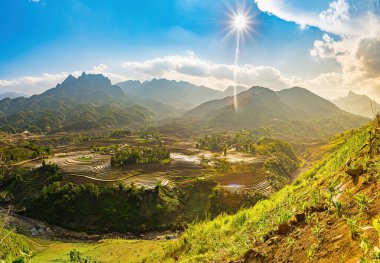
[111,147,170,166]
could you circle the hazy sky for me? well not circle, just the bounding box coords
[0,0,379,99]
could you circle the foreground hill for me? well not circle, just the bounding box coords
[117,78,246,110]
[334,91,380,118]
[184,86,368,136]
[4,117,380,262]
[161,117,380,262]
[0,73,154,133]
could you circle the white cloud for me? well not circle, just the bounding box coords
[0,51,372,101]
[0,65,126,95]
[121,53,292,90]
[256,0,380,99]
[319,0,350,26]
[93,64,108,72]
[255,0,375,36]
[310,34,337,58]
[0,73,68,95]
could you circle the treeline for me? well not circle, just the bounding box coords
[111,147,170,166]
[259,138,300,191]
[196,130,257,153]
[209,187,267,217]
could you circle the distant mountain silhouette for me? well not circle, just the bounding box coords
[333,91,380,118]
[277,87,343,117]
[39,72,126,102]
[0,91,29,100]
[184,86,367,130]
[117,79,246,110]
[0,73,154,133]
[222,85,248,97]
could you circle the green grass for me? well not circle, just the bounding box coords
[74,156,92,162]
[31,239,166,263]
[163,123,370,262]
[2,122,374,262]
[0,228,31,260]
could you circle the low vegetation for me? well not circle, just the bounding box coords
[111,146,170,166]
[1,141,53,163]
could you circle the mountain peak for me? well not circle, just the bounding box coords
[61,74,76,86]
[346,90,366,99]
[334,90,379,117]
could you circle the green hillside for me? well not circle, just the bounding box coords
[0,73,154,133]
[159,118,379,262]
[4,114,378,263]
[184,86,368,136]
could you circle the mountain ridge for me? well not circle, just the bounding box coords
[0,73,154,133]
[184,85,368,131]
[333,90,380,118]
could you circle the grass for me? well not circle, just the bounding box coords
[31,239,166,263]
[74,156,92,162]
[162,123,370,262]
[1,121,374,262]
[0,228,31,260]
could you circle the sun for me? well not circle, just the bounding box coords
[233,14,248,31]
[225,8,252,37]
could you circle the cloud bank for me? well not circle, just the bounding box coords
[255,0,380,99]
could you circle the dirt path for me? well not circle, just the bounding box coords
[9,157,43,166]
[66,173,135,182]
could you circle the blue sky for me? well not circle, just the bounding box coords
[0,0,379,99]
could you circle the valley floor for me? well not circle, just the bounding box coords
[30,238,166,263]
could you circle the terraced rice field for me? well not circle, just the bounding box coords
[22,149,270,192]
[212,171,270,193]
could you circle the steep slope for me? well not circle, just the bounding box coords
[0,73,154,133]
[39,72,125,102]
[334,91,380,118]
[163,118,380,262]
[117,78,224,110]
[277,87,345,117]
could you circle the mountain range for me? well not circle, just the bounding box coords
[333,91,380,118]
[184,86,367,132]
[117,79,247,110]
[0,73,154,133]
[0,73,368,135]
[0,91,29,100]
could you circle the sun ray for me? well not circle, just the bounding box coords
[224,5,253,113]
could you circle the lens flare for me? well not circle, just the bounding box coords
[224,7,253,113]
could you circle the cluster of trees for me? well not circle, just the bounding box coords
[209,187,267,217]
[0,163,180,233]
[258,139,300,191]
[1,161,296,234]
[196,130,257,154]
[136,126,161,142]
[2,141,53,163]
[111,147,170,166]
[109,129,132,138]
[22,182,180,233]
